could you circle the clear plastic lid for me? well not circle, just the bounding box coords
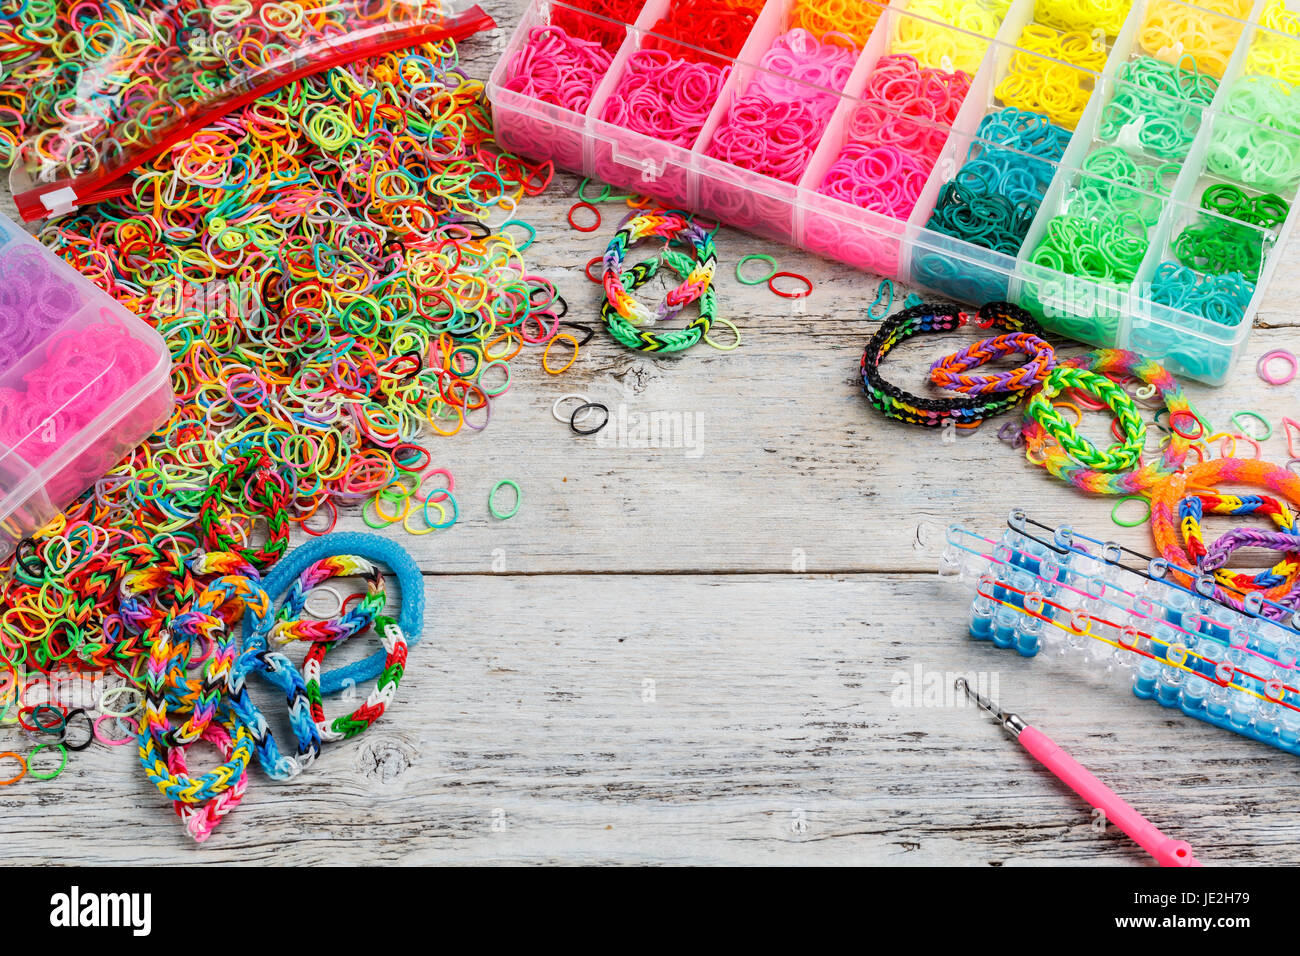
[0,210,173,556]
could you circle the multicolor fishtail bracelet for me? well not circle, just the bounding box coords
[601,212,717,326]
[929,332,1056,395]
[166,713,251,843]
[267,555,387,645]
[226,555,392,771]
[242,531,424,695]
[861,301,1047,427]
[304,615,408,743]
[1151,459,1300,615]
[137,570,273,805]
[257,550,404,746]
[225,646,321,782]
[1176,492,1300,606]
[1021,349,1193,495]
[128,532,425,843]
[198,449,292,571]
[601,249,717,353]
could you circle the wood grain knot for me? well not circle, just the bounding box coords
[357,739,412,783]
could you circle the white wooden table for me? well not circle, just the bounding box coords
[7,2,1300,865]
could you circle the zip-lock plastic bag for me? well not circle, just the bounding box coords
[1,0,493,220]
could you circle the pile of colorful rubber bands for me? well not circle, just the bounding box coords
[0,36,559,839]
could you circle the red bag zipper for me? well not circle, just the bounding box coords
[14,7,495,221]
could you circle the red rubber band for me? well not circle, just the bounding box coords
[1064,386,1108,412]
[568,201,602,232]
[300,497,339,537]
[17,704,65,734]
[1170,409,1205,441]
[585,256,604,283]
[391,442,431,473]
[768,271,812,298]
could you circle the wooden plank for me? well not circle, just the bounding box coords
[2,574,1287,865]
[7,3,1300,869]
[332,264,1300,574]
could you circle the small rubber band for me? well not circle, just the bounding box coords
[423,489,459,529]
[552,393,591,424]
[570,402,610,436]
[303,585,345,620]
[868,279,895,319]
[1064,387,1108,412]
[568,202,602,232]
[1169,409,1205,441]
[769,271,813,299]
[543,333,579,375]
[488,479,521,520]
[736,254,779,285]
[99,685,142,718]
[362,495,405,529]
[93,713,134,747]
[585,257,604,283]
[1217,432,1262,459]
[1112,496,1152,527]
[26,742,68,780]
[703,317,742,351]
[1053,401,1083,428]
[1112,496,1154,528]
[1231,410,1273,442]
[59,709,93,751]
[560,321,595,347]
[0,752,24,785]
[500,219,537,251]
[1285,417,1300,460]
[1258,349,1298,386]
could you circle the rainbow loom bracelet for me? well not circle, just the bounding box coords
[1176,492,1300,606]
[1021,349,1192,494]
[601,212,718,327]
[241,532,425,696]
[1023,366,1147,473]
[929,332,1056,395]
[861,301,1046,427]
[600,249,717,353]
[1151,459,1300,614]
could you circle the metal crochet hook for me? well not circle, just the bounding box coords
[955,678,1201,867]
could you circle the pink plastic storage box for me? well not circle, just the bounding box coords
[0,211,173,557]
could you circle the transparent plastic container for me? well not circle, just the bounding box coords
[8,1,495,221]
[487,0,1300,384]
[0,211,173,557]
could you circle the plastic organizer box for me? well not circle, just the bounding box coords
[0,210,173,557]
[487,0,1300,384]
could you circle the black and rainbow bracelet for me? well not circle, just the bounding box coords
[860,301,1047,428]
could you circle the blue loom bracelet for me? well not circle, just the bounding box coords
[241,532,426,695]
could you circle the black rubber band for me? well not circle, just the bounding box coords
[451,218,492,239]
[560,321,595,347]
[570,402,610,436]
[60,708,94,751]
[14,539,43,579]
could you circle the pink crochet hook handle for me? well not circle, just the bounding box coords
[956,679,1201,867]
